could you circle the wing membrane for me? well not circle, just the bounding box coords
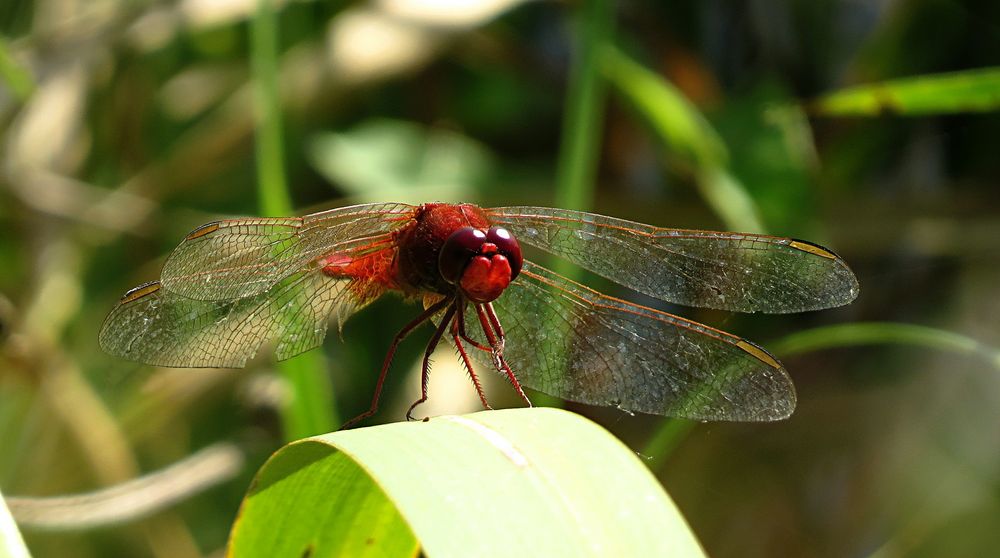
[99,271,373,368]
[489,206,859,313]
[160,202,414,301]
[462,261,795,421]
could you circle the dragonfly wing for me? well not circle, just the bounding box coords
[488,206,859,313]
[463,261,795,421]
[99,270,375,367]
[160,202,415,301]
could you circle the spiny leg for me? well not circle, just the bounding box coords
[456,305,491,353]
[483,302,506,355]
[450,312,491,410]
[474,303,532,408]
[474,303,501,358]
[495,353,532,408]
[341,296,452,429]
[406,301,458,421]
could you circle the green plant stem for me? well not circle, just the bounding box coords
[769,322,1000,368]
[643,322,1000,466]
[544,0,613,410]
[252,0,337,439]
[252,0,292,214]
[554,0,612,216]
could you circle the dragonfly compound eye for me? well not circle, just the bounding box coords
[439,226,488,285]
[486,227,522,280]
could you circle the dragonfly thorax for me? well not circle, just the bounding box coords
[392,204,522,302]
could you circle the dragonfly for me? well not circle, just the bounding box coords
[100,203,859,426]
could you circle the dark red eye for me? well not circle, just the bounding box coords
[439,227,487,284]
[486,226,522,279]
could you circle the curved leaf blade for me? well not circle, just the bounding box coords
[1,489,31,558]
[228,408,705,558]
[229,441,417,557]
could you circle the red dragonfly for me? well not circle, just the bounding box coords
[100,203,858,425]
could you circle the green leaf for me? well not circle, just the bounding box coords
[811,67,1000,116]
[228,408,705,558]
[1,489,31,558]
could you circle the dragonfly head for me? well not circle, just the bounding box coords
[439,226,523,303]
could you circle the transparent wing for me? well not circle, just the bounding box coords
[99,269,376,368]
[461,261,795,421]
[160,202,415,301]
[488,206,859,313]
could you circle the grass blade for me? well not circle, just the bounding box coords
[768,321,1000,368]
[1,489,31,558]
[554,0,612,214]
[643,321,1000,466]
[601,46,727,171]
[601,46,764,231]
[228,408,705,558]
[810,67,1000,116]
[546,0,614,408]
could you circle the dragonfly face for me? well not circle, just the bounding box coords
[100,202,859,426]
[438,226,523,303]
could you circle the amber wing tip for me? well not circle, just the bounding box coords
[185,222,221,240]
[119,281,162,304]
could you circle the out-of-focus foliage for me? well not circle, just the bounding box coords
[811,67,1000,116]
[602,46,766,232]
[308,119,497,204]
[602,46,728,171]
[2,0,1000,557]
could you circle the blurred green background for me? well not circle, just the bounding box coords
[3,0,1000,556]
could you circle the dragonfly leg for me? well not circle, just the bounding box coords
[450,316,492,410]
[456,301,492,353]
[483,302,505,355]
[497,353,532,408]
[406,301,458,421]
[341,296,452,429]
[474,304,501,355]
[474,303,532,408]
